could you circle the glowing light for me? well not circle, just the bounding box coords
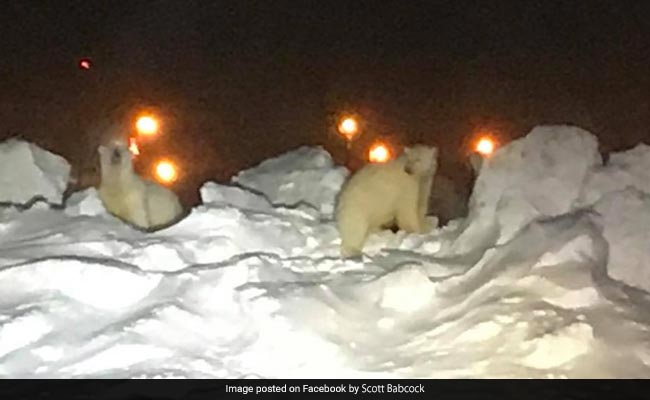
[475,137,496,156]
[78,58,92,70]
[135,115,159,136]
[368,142,391,163]
[338,117,359,141]
[154,160,178,184]
[128,137,140,156]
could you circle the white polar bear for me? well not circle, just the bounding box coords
[335,144,439,257]
[97,139,184,230]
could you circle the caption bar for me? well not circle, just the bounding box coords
[226,382,425,395]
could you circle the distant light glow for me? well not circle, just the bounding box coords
[338,117,359,141]
[135,115,159,136]
[475,137,496,156]
[78,58,92,70]
[368,142,391,163]
[128,137,140,156]
[154,160,178,184]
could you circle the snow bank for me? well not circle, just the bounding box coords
[564,143,650,291]
[448,125,650,294]
[447,125,602,255]
[231,146,348,216]
[570,143,650,292]
[592,188,650,292]
[199,182,274,214]
[64,188,106,217]
[578,143,650,206]
[0,138,71,206]
[2,125,650,378]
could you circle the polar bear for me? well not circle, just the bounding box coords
[97,139,183,230]
[335,144,438,257]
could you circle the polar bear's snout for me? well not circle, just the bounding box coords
[110,148,122,165]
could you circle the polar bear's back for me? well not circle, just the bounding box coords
[143,181,183,228]
[336,160,415,224]
[98,172,148,214]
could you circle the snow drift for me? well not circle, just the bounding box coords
[0,126,650,378]
[446,125,602,256]
[576,143,650,293]
[230,146,348,216]
[0,138,71,207]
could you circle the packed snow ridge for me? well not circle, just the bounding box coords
[0,138,71,207]
[1,125,650,378]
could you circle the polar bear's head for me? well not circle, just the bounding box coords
[402,144,438,176]
[97,138,134,180]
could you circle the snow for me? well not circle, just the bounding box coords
[1,125,650,378]
[453,125,602,253]
[230,146,348,216]
[576,143,650,292]
[591,188,650,292]
[0,138,71,207]
[578,143,650,206]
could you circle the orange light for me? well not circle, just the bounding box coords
[135,115,159,136]
[475,137,496,156]
[128,137,140,157]
[337,117,359,141]
[154,160,178,184]
[368,142,391,163]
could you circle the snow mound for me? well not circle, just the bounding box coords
[593,187,650,292]
[448,125,602,255]
[0,138,71,206]
[199,182,274,213]
[231,146,348,216]
[64,188,106,217]
[376,265,437,313]
[3,125,650,378]
[578,143,650,207]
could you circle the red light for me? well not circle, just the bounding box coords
[78,58,92,70]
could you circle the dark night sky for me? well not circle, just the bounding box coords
[1,1,649,204]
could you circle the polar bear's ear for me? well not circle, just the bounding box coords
[111,137,128,148]
[97,145,108,158]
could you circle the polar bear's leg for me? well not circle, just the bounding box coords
[417,175,433,221]
[337,212,369,258]
[143,184,183,228]
[417,175,434,232]
[395,190,424,233]
[125,193,150,229]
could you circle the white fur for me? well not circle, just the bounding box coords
[97,140,183,230]
[335,144,438,257]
